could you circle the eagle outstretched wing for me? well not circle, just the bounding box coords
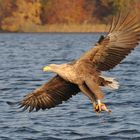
[7,75,80,112]
[80,12,140,71]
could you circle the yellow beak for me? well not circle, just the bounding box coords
[43,66,51,72]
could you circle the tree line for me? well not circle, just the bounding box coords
[0,0,139,32]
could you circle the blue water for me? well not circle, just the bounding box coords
[0,33,140,140]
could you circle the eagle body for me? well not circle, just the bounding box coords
[49,60,99,85]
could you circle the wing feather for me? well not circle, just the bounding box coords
[7,75,80,112]
[80,12,140,71]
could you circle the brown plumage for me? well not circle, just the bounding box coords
[7,12,140,113]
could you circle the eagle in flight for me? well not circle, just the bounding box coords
[7,12,140,114]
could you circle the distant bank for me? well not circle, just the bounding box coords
[0,24,109,33]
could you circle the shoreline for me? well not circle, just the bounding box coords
[0,24,110,33]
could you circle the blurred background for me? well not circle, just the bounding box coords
[0,0,140,32]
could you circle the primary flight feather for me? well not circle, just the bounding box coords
[7,12,140,113]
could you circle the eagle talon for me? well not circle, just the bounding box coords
[94,104,101,113]
[94,102,111,114]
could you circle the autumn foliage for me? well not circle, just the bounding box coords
[0,0,139,32]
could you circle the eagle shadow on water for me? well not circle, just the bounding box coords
[7,11,140,114]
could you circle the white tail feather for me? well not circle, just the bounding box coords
[100,76,119,90]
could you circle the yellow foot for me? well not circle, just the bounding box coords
[94,102,111,114]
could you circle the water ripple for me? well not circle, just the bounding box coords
[0,33,140,139]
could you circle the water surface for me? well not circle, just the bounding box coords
[0,33,140,140]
